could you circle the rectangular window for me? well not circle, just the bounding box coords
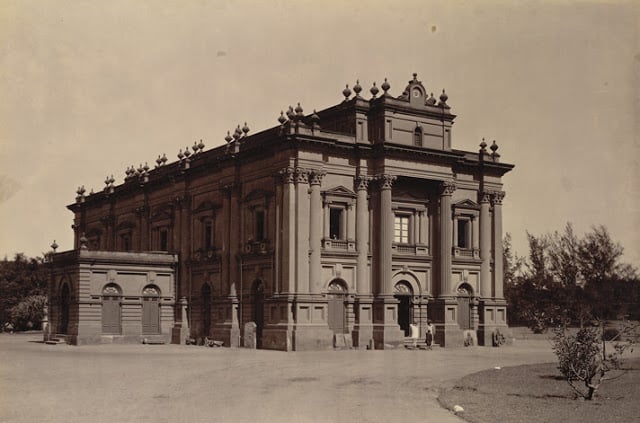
[121,234,130,252]
[255,210,265,241]
[204,220,213,249]
[329,208,343,240]
[394,215,410,243]
[159,229,168,251]
[457,219,469,248]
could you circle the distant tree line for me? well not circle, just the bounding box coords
[0,253,48,331]
[504,224,640,332]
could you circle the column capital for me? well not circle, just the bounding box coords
[277,167,296,184]
[376,174,396,190]
[441,181,457,196]
[294,167,310,184]
[354,175,371,191]
[308,169,326,186]
[479,191,492,204]
[491,191,506,205]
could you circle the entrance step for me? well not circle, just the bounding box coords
[142,335,166,345]
[403,337,439,349]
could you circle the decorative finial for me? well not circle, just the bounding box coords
[177,149,184,160]
[197,139,205,152]
[286,106,294,120]
[184,146,191,158]
[278,111,286,125]
[438,89,449,106]
[156,155,162,167]
[353,80,362,97]
[480,138,487,150]
[295,103,303,117]
[193,141,199,153]
[233,125,242,140]
[426,92,436,106]
[224,131,233,143]
[370,82,379,98]
[412,72,417,81]
[161,153,167,164]
[51,240,58,252]
[490,140,500,161]
[342,84,352,100]
[242,122,250,135]
[143,162,149,172]
[79,233,88,250]
[310,109,320,128]
[381,78,390,95]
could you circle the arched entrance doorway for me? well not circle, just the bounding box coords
[456,284,473,330]
[252,280,264,348]
[327,280,347,334]
[394,281,414,336]
[201,283,212,338]
[102,284,122,334]
[59,282,70,335]
[142,285,160,334]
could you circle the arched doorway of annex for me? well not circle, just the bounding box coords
[456,282,474,330]
[251,279,265,348]
[392,271,421,337]
[327,278,348,334]
[142,285,161,335]
[200,282,212,338]
[59,279,71,335]
[102,283,122,335]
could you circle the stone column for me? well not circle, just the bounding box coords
[492,191,505,299]
[355,176,370,294]
[295,168,310,293]
[479,192,492,298]
[308,170,325,293]
[378,174,396,294]
[439,182,456,296]
[278,167,296,294]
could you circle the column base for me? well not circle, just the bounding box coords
[171,323,190,344]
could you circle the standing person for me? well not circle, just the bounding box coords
[425,320,435,350]
[409,322,419,349]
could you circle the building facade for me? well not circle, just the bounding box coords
[49,73,514,349]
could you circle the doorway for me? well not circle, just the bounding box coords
[59,283,70,335]
[252,280,264,348]
[142,286,160,334]
[457,284,472,330]
[201,283,212,338]
[327,280,347,334]
[102,284,122,334]
[394,281,414,336]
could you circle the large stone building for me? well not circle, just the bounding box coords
[47,73,514,349]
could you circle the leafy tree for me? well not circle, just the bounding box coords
[552,322,637,400]
[0,254,49,330]
[10,295,47,331]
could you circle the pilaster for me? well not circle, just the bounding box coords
[295,168,310,293]
[308,169,325,294]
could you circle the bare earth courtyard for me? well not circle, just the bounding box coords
[0,333,559,423]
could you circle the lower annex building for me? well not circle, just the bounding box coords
[46,73,514,350]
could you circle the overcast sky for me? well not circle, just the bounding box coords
[1,0,638,267]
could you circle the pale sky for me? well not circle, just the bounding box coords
[1,0,638,267]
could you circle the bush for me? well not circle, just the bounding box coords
[10,295,46,331]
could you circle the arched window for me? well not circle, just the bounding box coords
[413,127,423,147]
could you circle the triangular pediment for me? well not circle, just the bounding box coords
[243,189,273,202]
[323,185,356,198]
[454,199,480,210]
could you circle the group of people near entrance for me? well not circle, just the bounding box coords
[409,320,435,349]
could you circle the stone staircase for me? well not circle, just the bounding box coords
[45,334,67,345]
[403,337,438,349]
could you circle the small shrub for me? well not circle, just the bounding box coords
[10,295,46,331]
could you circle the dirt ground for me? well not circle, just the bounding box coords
[0,333,557,423]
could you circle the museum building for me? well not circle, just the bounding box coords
[47,73,514,350]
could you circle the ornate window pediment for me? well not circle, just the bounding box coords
[453,199,480,211]
[323,186,356,199]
